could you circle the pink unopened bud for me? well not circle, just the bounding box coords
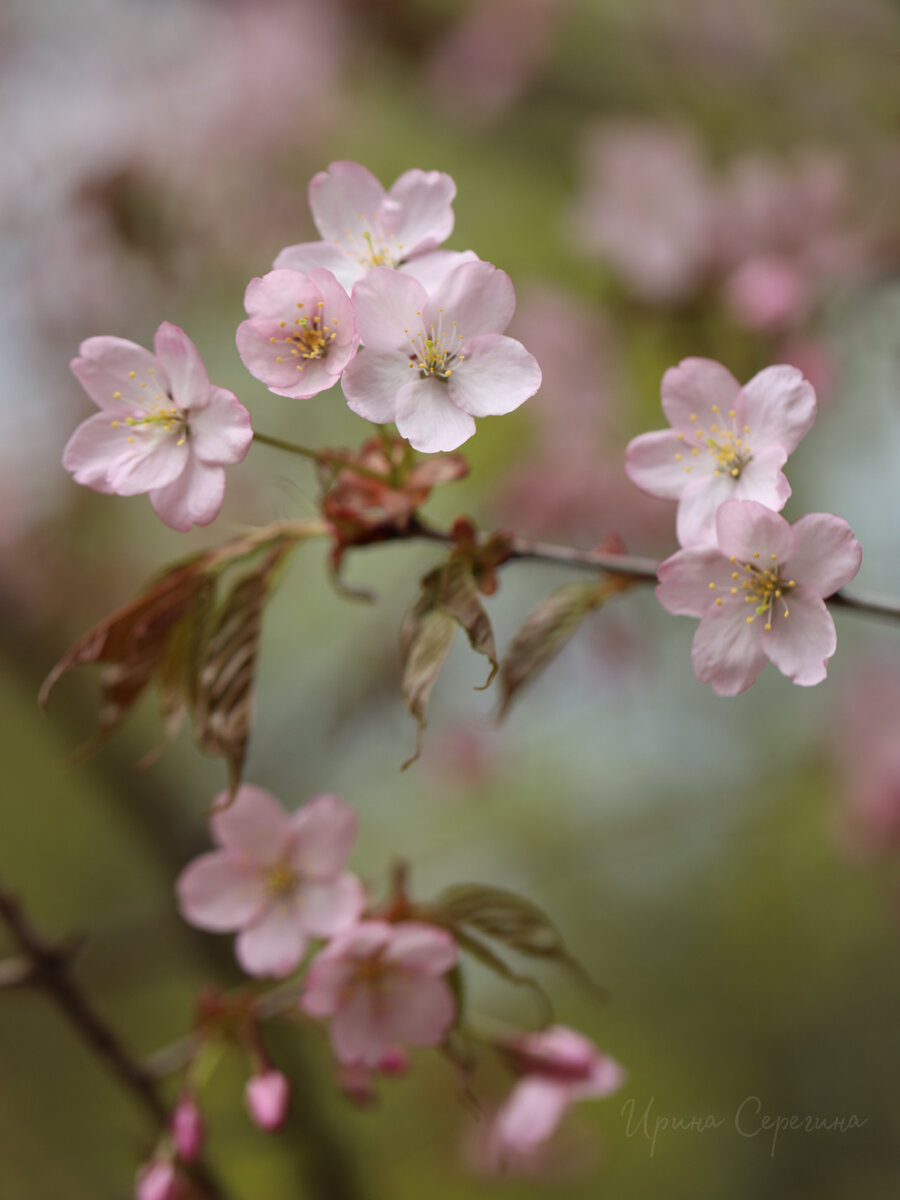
[378,1047,410,1076]
[135,1159,181,1200]
[171,1095,204,1163]
[245,1069,290,1132]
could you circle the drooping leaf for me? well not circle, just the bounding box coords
[498,579,611,719]
[398,558,497,768]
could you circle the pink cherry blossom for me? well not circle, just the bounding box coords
[625,358,817,549]
[135,1159,183,1200]
[176,786,365,978]
[171,1094,204,1163]
[64,322,252,531]
[273,161,476,293]
[302,920,458,1067]
[236,267,358,399]
[245,1069,291,1131]
[656,499,862,696]
[491,1026,625,1161]
[341,262,541,453]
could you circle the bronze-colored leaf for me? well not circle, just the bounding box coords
[398,558,497,768]
[498,580,610,719]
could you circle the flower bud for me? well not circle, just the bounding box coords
[171,1094,204,1163]
[135,1159,181,1200]
[245,1069,290,1132]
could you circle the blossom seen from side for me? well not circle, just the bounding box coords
[490,1026,625,1163]
[656,499,862,696]
[176,786,365,978]
[65,323,253,531]
[341,262,541,453]
[625,357,817,548]
[273,160,476,292]
[236,267,358,399]
[302,920,458,1067]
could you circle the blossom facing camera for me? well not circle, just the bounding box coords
[302,920,458,1067]
[625,358,816,549]
[176,786,365,978]
[65,323,253,531]
[491,1026,625,1162]
[245,1069,291,1132]
[236,267,358,399]
[656,499,862,696]
[273,160,476,293]
[342,261,541,453]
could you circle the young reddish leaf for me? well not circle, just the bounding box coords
[498,580,611,719]
[399,559,498,768]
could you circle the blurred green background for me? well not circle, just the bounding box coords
[1,0,899,1196]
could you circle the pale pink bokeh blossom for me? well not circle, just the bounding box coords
[626,358,817,549]
[302,920,458,1067]
[134,1159,183,1200]
[64,322,252,531]
[236,267,358,399]
[245,1069,291,1132]
[342,262,541,453]
[176,786,365,978]
[656,499,861,696]
[491,1026,625,1162]
[274,161,476,293]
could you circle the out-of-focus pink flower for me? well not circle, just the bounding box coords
[302,921,458,1067]
[342,262,541,453]
[236,267,358,399]
[427,0,564,125]
[274,161,476,293]
[723,256,811,333]
[135,1159,182,1200]
[171,1094,204,1163]
[657,499,861,695]
[245,1069,291,1132]
[64,322,252,531]
[626,358,816,549]
[176,786,365,978]
[569,122,715,303]
[491,1026,625,1161]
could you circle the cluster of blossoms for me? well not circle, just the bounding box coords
[127,785,625,1193]
[626,357,862,694]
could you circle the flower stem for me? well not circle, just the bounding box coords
[253,431,389,484]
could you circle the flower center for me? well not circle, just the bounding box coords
[674,406,753,478]
[110,398,187,447]
[404,310,466,382]
[266,863,297,897]
[710,552,796,630]
[275,301,339,376]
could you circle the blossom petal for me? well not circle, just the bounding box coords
[625,429,694,500]
[70,336,168,412]
[308,161,386,243]
[350,268,425,352]
[341,351,409,422]
[494,1079,571,1154]
[395,378,476,453]
[741,364,816,456]
[660,358,742,436]
[429,260,516,335]
[209,785,291,865]
[107,430,188,496]
[273,240,361,292]
[731,443,790,511]
[329,984,392,1066]
[675,470,736,550]
[62,407,136,492]
[235,899,307,978]
[153,323,210,412]
[657,548,738,616]
[302,925,392,1017]
[786,513,862,597]
[383,923,458,974]
[401,249,479,292]
[290,794,358,877]
[715,499,796,563]
[448,334,541,416]
[176,851,267,932]
[761,587,836,686]
[300,875,366,939]
[382,974,456,1046]
[386,169,456,255]
[691,603,769,696]
[189,387,253,465]
[149,458,225,531]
